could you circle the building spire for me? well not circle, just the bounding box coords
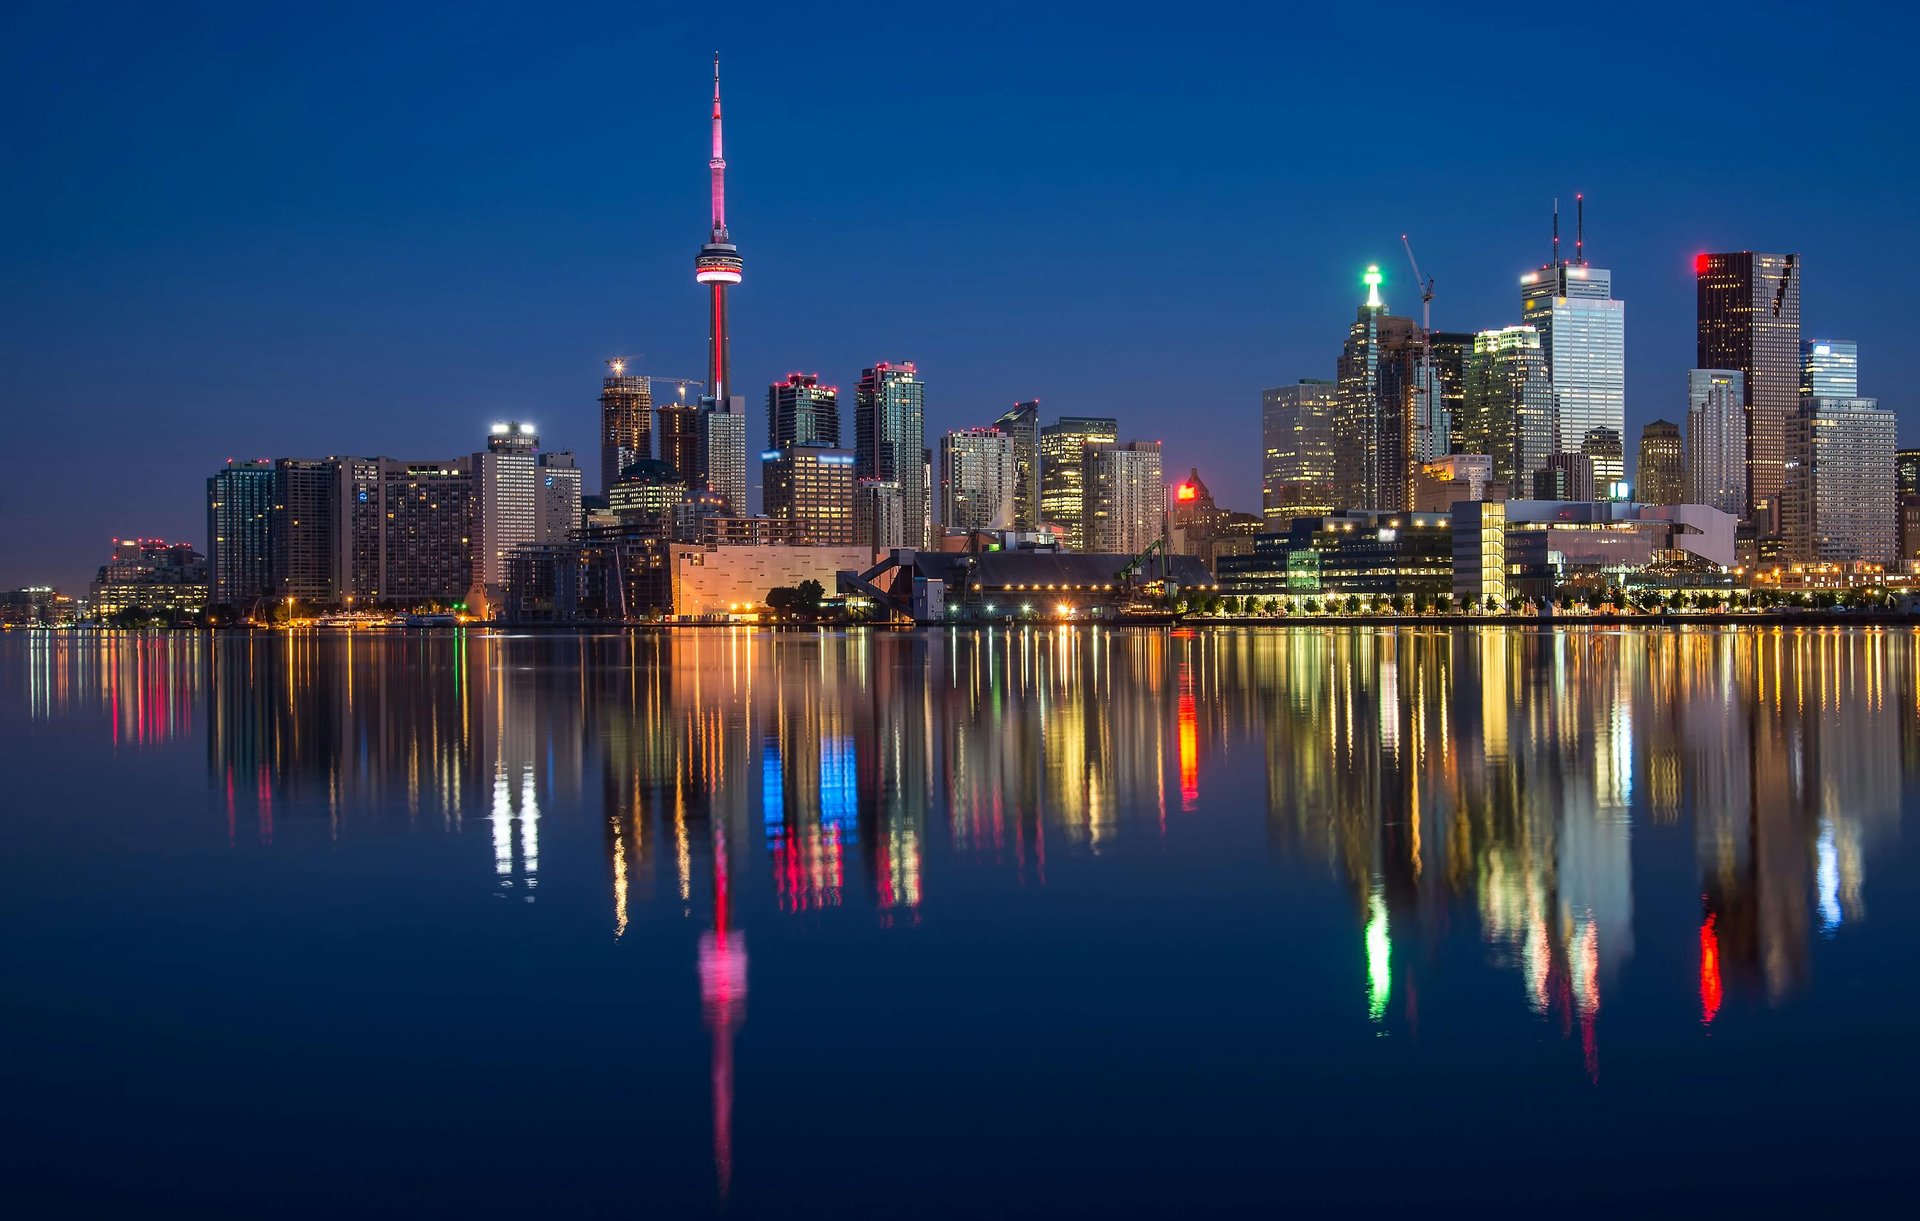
[710,53,726,238]
[1363,264,1384,309]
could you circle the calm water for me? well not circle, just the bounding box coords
[2,626,1916,1215]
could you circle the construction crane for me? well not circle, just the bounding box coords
[1401,234,1438,461]
[604,356,709,402]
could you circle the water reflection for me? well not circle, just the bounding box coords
[10,625,1918,1204]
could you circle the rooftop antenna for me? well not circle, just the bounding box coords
[1576,193,1585,266]
[1553,198,1560,265]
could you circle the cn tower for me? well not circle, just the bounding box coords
[694,53,742,402]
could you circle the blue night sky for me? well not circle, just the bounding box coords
[2,0,1913,592]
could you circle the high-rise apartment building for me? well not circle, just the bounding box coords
[854,362,928,549]
[1521,251,1625,489]
[599,363,652,494]
[1697,252,1800,520]
[938,428,1017,533]
[1801,339,1858,399]
[763,445,856,545]
[699,396,749,516]
[537,451,582,544]
[1459,326,1556,497]
[475,422,540,603]
[206,460,274,606]
[1334,266,1423,510]
[768,372,840,450]
[1782,397,1898,564]
[1686,370,1748,517]
[1082,440,1164,555]
[1039,416,1117,548]
[1261,379,1337,526]
[991,400,1041,531]
[378,457,476,603]
[273,458,338,601]
[334,457,381,603]
[1635,420,1685,505]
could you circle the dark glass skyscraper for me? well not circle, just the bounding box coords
[854,363,927,549]
[991,400,1040,531]
[1333,266,1422,510]
[768,373,840,450]
[207,459,275,607]
[1697,251,1800,521]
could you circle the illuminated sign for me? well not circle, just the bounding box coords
[1175,483,1198,502]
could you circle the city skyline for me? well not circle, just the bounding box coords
[5,4,1918,593]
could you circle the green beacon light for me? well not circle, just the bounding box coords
[1364,265,1384,308]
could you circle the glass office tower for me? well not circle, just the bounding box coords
[1521,262,1625,486]
[854,363,928,548]
[1696,252,1800,521]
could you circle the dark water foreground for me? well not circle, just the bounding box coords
[2,627,1915,1216]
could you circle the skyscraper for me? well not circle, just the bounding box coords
[1039,416,1117,548]
[333,457,382,602]
[1782,396,1898,564]
[763,445,856,544]
[1459,326,1556,497]
[1801,339,1858,398]
[991,400,1041,531]
[475,422,540,604]
[1334,265,1423,510]
[274,458,338,601]
[700,398,749,517]
[1261,379,1337,526]
[379,457,476,603]
[600,361,652,495]
[1082,440,1164,555]
[206,459,274,607]
[1521,204,1625,486]
[938,428,1017,533]
[695,56,743,404]
[1687,370,1747,517]
[854,362,927,549]
[658,393,701,485]
[1635,420,1685,506]
[768,373,839,450]
[1697,252,1801,520]
[537,451,582,544]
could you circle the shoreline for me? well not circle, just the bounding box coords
[12,611,1918,633]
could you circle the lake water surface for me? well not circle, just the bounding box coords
[3,627,1916,1216]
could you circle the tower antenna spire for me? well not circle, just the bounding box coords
[1576,193,1585,265]
[1553,198,1560,265]
[709,52,726,237]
